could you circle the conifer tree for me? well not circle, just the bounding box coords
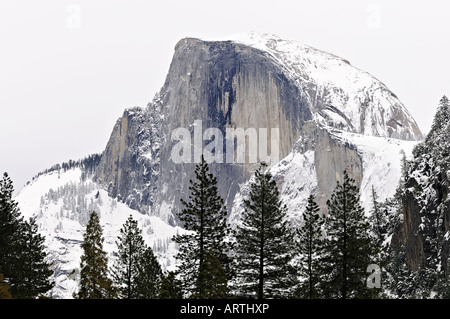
[76,211,116,299]
[385,243,412,298]
[0,173,24,288]
[425,95,450,148]
[135,247,163,299]
[0,173,53,299]
[160,271,183,299]
[376,191,406,298]
[295,195,324,299]
[432,276,450,299]
[13,218,53,299]
[368,186,390,276]
[112,215,147,299]
[173,155,232,297]
[192,250,228,299]
[233,163,296,299]
[368,186,385,246]
[320,171,379,299]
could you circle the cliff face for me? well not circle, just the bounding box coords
[399,178,425,271]
[396,158,450,273]
[391,94,450,275]
[155,38,315,221]
[96,37,313,223]
[95,105,162,214]
[94,33,423,225]
[295,122,363,210]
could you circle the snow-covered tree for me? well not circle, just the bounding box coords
[385,96,450,298]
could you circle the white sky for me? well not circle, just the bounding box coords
[1,0,449,192]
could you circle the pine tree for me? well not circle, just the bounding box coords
[160,271,183,299]
[192,249,229,299]
[0,173,53,299]
[413,257,438,298]
[425,95,450,148]
[13,218,54,299]
[385,243,412,298]
[382,97,450,298]
[368,186,386,246]
[233,163,296,299]
[0,173,24,290]
[135,247,163,299]
[173,155,232,297]
[76,211,116,299]
[295,195,324,299]
[320,171,379,299]
[379,191,408,298]
[112,215,147,299]
[368,186,391,279]
[433,276,450,299]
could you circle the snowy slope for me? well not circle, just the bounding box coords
[230,128,417,228]
[16,168,184,299]
[328,128,417,209]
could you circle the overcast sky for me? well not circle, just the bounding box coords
[1,0,449,192]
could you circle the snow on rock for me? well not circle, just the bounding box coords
[219,32,422,141]
[270,149,317,225]
[328,128,417,213]
[228,149,317,230]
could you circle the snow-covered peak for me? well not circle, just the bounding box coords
[228,31,370,86]
[204,32,422,141]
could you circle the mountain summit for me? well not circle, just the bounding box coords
[94,32,422,222]
[16,33,422,298]
[218,32,422,140]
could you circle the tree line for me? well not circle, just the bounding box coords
[71,156,382,299]
[169,157,381,299]
[74,212,168,299]
[29,153,102,185]
[0,157,401,299]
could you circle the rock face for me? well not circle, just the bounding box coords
[400,173,450,273]
[393,143,450,274]
[95,105,162,216]
[297,122,363,210]
[94,32,423,225]
[399,179,425,271]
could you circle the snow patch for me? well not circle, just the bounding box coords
[328,129,417,214]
